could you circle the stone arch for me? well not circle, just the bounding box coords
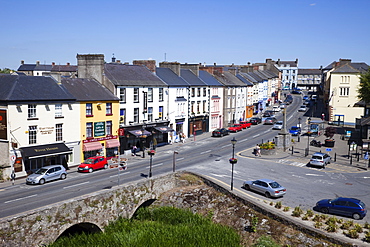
[55,222,102,242]
[130,198,156,219]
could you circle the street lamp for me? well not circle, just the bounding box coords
[140,126,147,158]
[148,149,155,178]
[229,137,238,191]
[298,117,301,142]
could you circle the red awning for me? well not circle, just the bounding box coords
[83,142,103,151]
[106,139,120,148]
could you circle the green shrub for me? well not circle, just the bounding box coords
[305,209,314,218]
[252,235,281,247]
[364,222,370,229]
[291,206,303,217]
[250,215,259,233]
[313,214,322,222]
[345,229,359,239]
[340,221,353,230]
[326,216,339,225]
[365,231,370,242]
[326,223,338,233]
[353,223,363,233]
[314,222,323,229]
[283,206,290,212]
[260,142,275,150]
[274,201,282,209]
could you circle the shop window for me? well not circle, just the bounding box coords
[86,122,93,138]
[28,104,37,119]
[29,125,37,144]
[134,108,139,122]
[106,121,112,135]
[56,123,63,141]
[340,87,350,96]
[106,103,112,115]
[120,88,126,103]
[86,103,93,116]
[55,104,63,117]
[134,88,139,103]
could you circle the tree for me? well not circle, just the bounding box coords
[0,68,13,74]
[357,68,370,103]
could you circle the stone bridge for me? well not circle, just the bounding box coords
[0,173,180,247]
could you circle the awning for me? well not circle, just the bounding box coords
[106,139,120,148]
[83,142,103,151]
[154,126,174,133]
[175,96,187,102]
[128,129,152,137]
[20,143,72,159]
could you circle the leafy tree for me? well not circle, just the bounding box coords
[357,68,370,103]
[0,68,13,74]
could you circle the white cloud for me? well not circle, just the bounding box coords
[310,3,316,6]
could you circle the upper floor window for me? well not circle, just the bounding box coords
[191,88,195,97]
[120,108,126,125]
[134,88,139,103]
[106,103,112,115]
[86,122,93,138]
[28,104,37,118]
[159,106,163,119]
[120,88,126,103]
[341,76,350,83]
[148,107,153,122]
[197,88,201,97]
[29,125,37,144]
[55,104,62,117]
[203,88,207,97]
[134,108,139,122]
[56,123,63,141]
[148,88,153,102]
[86,103,93,116]
[159,88,164,102]
[106,121,112,135]
[339,87,350,96]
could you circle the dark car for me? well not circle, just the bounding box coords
[250,117,262,125]
[264,117,277,125]
[315,197,367,220]
[291,90,302,94]
[212,128,229,137]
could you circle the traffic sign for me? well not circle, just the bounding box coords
[326,148,332,152]
[10,155,16,162]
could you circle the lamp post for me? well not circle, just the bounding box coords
[298,117,301,142]
[141,127,147,158]
[305,122,310,156]
[148,149,155,178]
[229,137,237,191]
[193,124,196,142]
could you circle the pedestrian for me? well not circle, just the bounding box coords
[321,113,325,121]
[256,144,261,157]
[182,133,186,143]
[132,145,137,156]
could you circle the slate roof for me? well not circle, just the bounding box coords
[34,64,52,71]
[331,64,360,73]
[17,64,36,71]
[61,78,119,102]
[0,75,75,102]
[254,71,269,80]
[199,70,223,86]
[246,72,264,82]
[324,61,369,72]
[156,67,189,87]
[258,70,278,78]
[104,63,166,87]
[51,65,78,73]
[213,71,245,87]
[298,69,322,75]
[180,69,206,86]
[236,74,253,86]
[239,73,258,84]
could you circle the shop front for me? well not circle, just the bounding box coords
[20,143,72,174]
[189,115,209,137]
[82,136,119,160]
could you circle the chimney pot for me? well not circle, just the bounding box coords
[67,62,70,66]
[21,60,24,65]
[36,61,40,66]
[52,62,55,66]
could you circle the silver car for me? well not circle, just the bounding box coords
[272,121,283,130]
[309,152,331,168]
[26,165,67,185]
[243,179,286,198]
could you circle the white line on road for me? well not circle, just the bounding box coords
[152,163,164,168]
[177,157,185,161]
[200,150,212,154]
[239,138,248,143]
[305,174,324,176]
[63,181,90,189]
[5,194,38,204]
[221,144,231,148]
[252,134,260,138]
[110,172,131,178]
[210,173,228,178]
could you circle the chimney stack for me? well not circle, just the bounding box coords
[21,60,24,65]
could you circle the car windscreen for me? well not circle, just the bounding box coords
[83,158,95,164]
[269,182,281,188]
[34,168,48,174]
[311,155,322,160]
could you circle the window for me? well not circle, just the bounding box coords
[134,108,139,122]
[56,124,63,141]
[159,106,163,119]
[28,104,37,118]
[106,121,112,135]
[148,107,153,121]
[106,103,112,115]
[197,88,201,97]
[197,102,200,113]
[55,104,62,117]
[203,88,207,97]
[148,88,153,102]
[120,88,126,103]
[340,87,349,96]
[86,122,93,138]
[341,76,350,83]
[120,108,125,125]
[203,100,206,112]
[159,88,164,102]
[86,103,93,116]
[191,88,195,97]
[134,88,139,103]
[191,102,194,114]
[29,125,37,144]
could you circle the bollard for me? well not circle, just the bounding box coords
[350,154,353,165]
[291,146,294,155]
[334,153,337,162]
[368,158,370,168]
[357,153,360,162]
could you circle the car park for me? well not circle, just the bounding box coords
[212,128,229,137]
[228,124,243,132]
[289,126,301,136]
[264,117,277,125]
[309,152,331,168]
[273,121,283,130]
[315,197,367,220]
[26,165,67,185]
[78,156,108,173]
[249,117,262,125]
[243,179,286,198]
[239,121,252,128]
[298,105,307,112]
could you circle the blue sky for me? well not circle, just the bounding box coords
[1,0,369,70]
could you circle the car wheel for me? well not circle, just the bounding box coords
[321,208,329,214]
[60,173,67,180]
[39,178,45,185]
[244,184,250,190]
[265,192,271,198]
[88,168,93,173]
[352,213,361,220]
[104,164,108,169]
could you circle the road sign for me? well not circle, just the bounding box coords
[10,155,16,162]
[326,148,332,152]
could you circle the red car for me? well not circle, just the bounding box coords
[240,121,252,128]
[78,156,108,173]
[228,124,243,132]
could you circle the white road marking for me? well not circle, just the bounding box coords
[239,138,248,143]
[252,134,260,138]
[152,163,164,168]
[5,194,38,204]
[210,173,228,178]
[63,181,90,189]
[305,174,324,177]
[200,150,212,154]
[221,144,231,148]
[177,157,185,161]
[110,172,131,178]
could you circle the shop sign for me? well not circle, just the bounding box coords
[39,126,54,135]
[83,135,117,143]
[94,122,105,137]
[0,109,7,140]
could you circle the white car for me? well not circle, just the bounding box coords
[279,103,286,109]
[272,121,283,130]
[272,106,280,112]
[298,105,307,112]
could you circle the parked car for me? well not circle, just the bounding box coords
[304,100,310,105]
[212,128,229,137]
[289,126,301,136]
[78,156,108,173]
[315,197,367,220]
[273,121,283,130]
[240,121,252,128]
[272,106,280,112]
[298,105,307,112]
[309,152,331,168]
[26,165,67,185]
[250,117,262,125]
[228,124,243,132]
[243,179,286,198]
[291,90,302,94]
[303,95,309,100]
[279,103,287,109]
[264,117,277,125]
